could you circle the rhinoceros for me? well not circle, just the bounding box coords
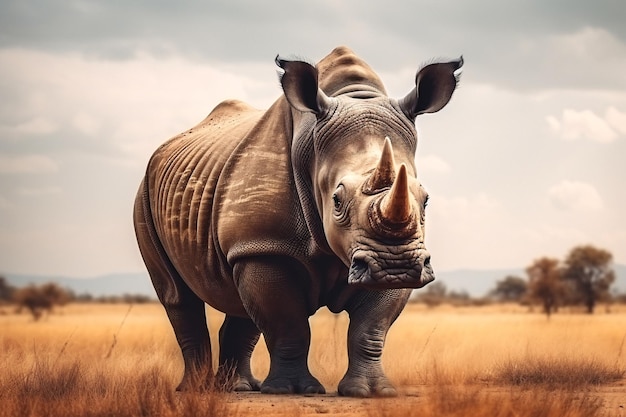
[133,46,462,397]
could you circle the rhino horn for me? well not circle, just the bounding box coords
[369,163,417,239]
[363,137,396,194]
[380,164,412,224]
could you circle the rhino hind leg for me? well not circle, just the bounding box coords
[133,189,213,391]
[141,251,212,391]
[234,256,325,395]
[338,289,412,397]
[217,315,262,391]
[166,297,213,391]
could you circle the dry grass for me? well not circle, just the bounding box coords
[493,355,624,388]
[0,302,624,416]
[367,388,606,417]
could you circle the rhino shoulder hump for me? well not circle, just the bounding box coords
[205,99,256,120]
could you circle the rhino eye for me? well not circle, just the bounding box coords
[332,184,346,211]
[332,193,341,209]
[332,185,350,226]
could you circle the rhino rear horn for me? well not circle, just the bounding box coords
[363,137,396,194]
[379,164,412,225]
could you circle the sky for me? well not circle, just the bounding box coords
[0,0,625,278]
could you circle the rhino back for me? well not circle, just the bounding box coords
[144,98,314,309]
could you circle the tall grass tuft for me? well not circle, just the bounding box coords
[13,359,82,401]
[0,359,230,417]
[367,387,605,417]
[493,355,625,388]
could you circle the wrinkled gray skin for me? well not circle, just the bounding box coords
[133,46,462,397]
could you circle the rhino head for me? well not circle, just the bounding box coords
[277,51,462,289]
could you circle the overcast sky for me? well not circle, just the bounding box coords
[1,0,625,279]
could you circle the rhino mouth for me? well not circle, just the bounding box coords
[347,248,435,289]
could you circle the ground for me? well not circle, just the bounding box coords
[0,302,624,416]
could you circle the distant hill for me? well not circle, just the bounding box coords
[5,272,156,298]
[432,268,525,298]
[4,264,626,300]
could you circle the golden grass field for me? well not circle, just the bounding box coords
[1,302,624,417]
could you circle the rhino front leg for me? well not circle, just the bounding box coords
[339,289,412,397]
[234,256,325,395]
[217,315,262,391]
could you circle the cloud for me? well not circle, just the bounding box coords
[425,193,513,269]
[606,106,626,134]
[548,180,604,212]
[1,2,625,93]
[5,117,59,136]
[546,108,620,143]
[71,112,102,137]
[0,48,279,165]
[1,2,626,277]
[0,154,59,174]
[17,186,62,196]
[417,154,451,174]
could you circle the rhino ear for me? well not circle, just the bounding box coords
[399,57,463,119]
[276,56,331,115]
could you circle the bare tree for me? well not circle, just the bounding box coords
[527,257,564,319]
[562,245,615,314]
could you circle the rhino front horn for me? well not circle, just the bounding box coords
[363,137,395,195]
[369,164,418,239]
[380,164,412,224]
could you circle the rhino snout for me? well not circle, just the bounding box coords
[347,248,434,289]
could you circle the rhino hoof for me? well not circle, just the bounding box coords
[338,377,398,398]
[377,386,398,397]
[338,385,371,398]
[233,376,262,392]
[303,383,326,395]
[261,384,293,395]
[261,377,325,395]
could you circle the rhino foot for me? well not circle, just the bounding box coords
[215,366,261,392]
[261,376,326,395]
[338,375,397,398]
[232,375,262,392]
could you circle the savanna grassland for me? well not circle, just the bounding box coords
[0,302,624,417]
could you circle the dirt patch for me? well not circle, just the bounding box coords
[222,384,626,417]
[224,390,416,417]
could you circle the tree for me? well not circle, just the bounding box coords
[0,276,15,303]
[490,275,527,302]
[13,282,71,320]
[562,245,615,314]
[40,282,71,307]
[527,257,564,319]
[417,281,447,307]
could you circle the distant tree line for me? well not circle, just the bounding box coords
[412,244,623,316]
[0,277,154,320]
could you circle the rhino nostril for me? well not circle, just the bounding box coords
[353,258,367,270]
